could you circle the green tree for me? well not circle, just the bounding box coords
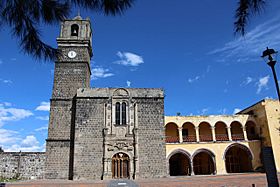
[0,147,3,153]
[0,0,134,61]
[234,0,266,35]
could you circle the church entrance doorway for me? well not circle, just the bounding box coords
[112,153,130,179]
[169,152,191,176]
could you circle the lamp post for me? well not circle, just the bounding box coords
[261,47,280,101]
[260,47,280,187]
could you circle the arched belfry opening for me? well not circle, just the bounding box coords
[112,153,130,179]
[71,24,79,36]
[224,144,253,173]
[169,151,191,176]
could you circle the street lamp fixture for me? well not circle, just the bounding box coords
[261,47,280,101]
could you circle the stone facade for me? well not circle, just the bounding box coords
[71,88,166,180]
[0,152,45,179]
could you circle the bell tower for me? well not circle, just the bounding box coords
[53,15,92,98]
[45,16,92,179]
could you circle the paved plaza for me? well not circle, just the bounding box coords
[2,173,280,187]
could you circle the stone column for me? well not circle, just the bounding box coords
[211,126,216,142]
[133,128,139,179]
[190,160,195,175]
[227,126,232,141]
[195,126,200,142]
[178,127,183,143]
[130,158,134,179]
[103,158,112,179]
[112,102,116,134]
[242,126,248,141]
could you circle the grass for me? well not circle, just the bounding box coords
[0,176,21,183]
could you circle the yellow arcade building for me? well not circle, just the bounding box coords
[164,99,280,176]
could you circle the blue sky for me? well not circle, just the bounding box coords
[1,0,280,152]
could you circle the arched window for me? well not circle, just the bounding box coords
[122,102,126,125]
[115,102,127,126]
[116,102,120,125]
[71,24,79,36]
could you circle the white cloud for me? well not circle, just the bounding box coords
[233,108,241,114]
[188,76,200,83]
[21,135,39,147]
[4,135,42,152]
[115,51,144,66]
[241,76,253,86]
[208,15,280,63]
[36,116,49,121]
[198,108,209,115]
[257,75,269,94]
[0,129,20,144]
[35,126,48,131]
[91,67,114,80]
[126,80,131,87]
[3,102,11,107]
[265,96,273,99]
[3,80,12,84]
[245,77,253,85]
[219,108,227,114]
[0,103,33,126]
[0,78,12,84]
[0,129,45,152]
[41,143,46,152]
[35,102,50,111]
[246,77,253,84]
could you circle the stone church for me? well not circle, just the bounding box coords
[44,16,167,180]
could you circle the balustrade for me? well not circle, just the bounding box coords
[215,134,229,141]
[231,134,244,141]
[166,124,259,144]
[199,135,213,142]
[166,136,179,143]
[183,135,196,142]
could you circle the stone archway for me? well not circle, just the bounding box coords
[199,122,213,142]
[215,121,229,141]
[193,149,216,175]
[230,121,244,141]
[165,123,179,143]
[112,152,130,179]
[169,152,191,176]
[224,144,253,173]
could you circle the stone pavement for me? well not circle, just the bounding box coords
[2,173,280,187]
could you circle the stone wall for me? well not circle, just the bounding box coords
[0,152,45,180]
[73,98,106,180]
[136,98,167,178]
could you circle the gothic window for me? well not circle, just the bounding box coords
[122,102,127,125]
[115,102,127,126]
[71,24,79,36]
[116,102,120,125]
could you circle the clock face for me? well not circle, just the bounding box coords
[68,50,77,58]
